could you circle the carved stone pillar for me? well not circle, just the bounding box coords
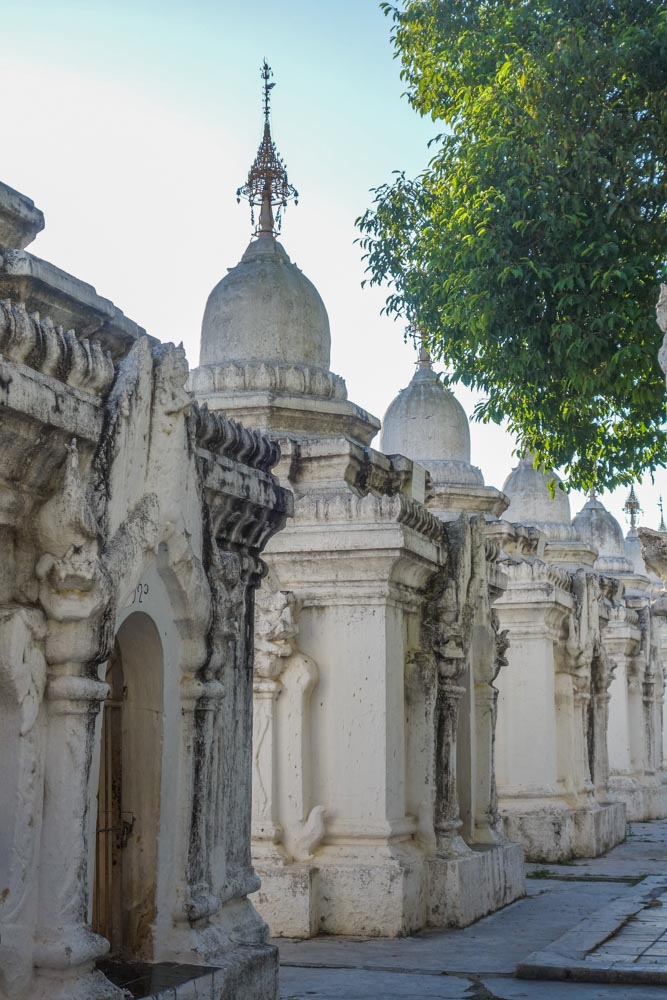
[473,680,501,842]
[434,675,469,858]
[628,662,645,776]
[252,588,324,863]
[181,677,226,923]
[252,589,293,854]
[573,679,594,795]
[589,642,614,797]
[473,602,508,843]
[32,674,119,999]
[31,442,118,998]
[279,649,322,861]
[253,676,284,850]
[0,609,47,999]
[592,688,612,794]
[643,675,657,776]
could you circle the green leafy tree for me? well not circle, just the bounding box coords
[358,0,667,491]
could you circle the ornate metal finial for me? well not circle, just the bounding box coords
[261,59,273,122]
[624,484,641,534]
[659,495,666,533]
[236,60,298,237]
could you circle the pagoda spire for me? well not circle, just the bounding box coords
[659,495,666,533]
[624,484,641,535]
[236,60,298,237]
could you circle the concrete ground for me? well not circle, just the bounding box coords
[277,819,667,999]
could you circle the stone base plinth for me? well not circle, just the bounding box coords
[609,777,667,822]
[252,844,426,939]
[426,842,525,928]
[316,846,425,937]
[253,839,527,938]
[500,798,626,862]
[646,781,667,820]
[253,863,320,939]
[609,777,651,822]
[500,800,579,862]
[574,801,626,858]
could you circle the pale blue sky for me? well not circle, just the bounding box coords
[2,0,664,530]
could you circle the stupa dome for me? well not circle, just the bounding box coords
[503,455,571,528]
[380,353,483,487]
[200,59,330,373]
[200,235,331,370]
[572,495,634,573]
[573,497,624,557]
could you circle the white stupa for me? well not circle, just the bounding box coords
[380,350,507,519]
[189,70,378,446]
[572,491,634,575]
[502,455,596,566]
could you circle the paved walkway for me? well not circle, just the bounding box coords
[278,819,667,999]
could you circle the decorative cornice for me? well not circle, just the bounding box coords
[189,359,347,401]
[487,519,545,559]
[293,490,444,542]
[194,402,281,474]
[607,603,640,629]
[503,556,573,593]
[0,299,114,395]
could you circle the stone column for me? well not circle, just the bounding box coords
[32,673,121,1000]
[252,675,284,850]
[643,674,657,777]
[181,677,225,923]
[628,661,645,776]
[589,644,614,797]
[0,608,48,999]
[31,441,120,998]
[593,687,612,794]
[252,588,295,855]
[434,674,469,857]
[473,679,501,842]
[573,679,594,795]
[278,649,322,861]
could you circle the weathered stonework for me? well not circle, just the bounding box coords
[0,182,290,1000]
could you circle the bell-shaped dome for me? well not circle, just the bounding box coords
[572,495,634,573]
[503,455,571,528]
[380,353,483,487]
[200,235,331,370]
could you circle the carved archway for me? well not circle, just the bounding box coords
[93,612,164,960]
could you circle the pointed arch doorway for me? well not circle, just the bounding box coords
[93,611,164,960]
